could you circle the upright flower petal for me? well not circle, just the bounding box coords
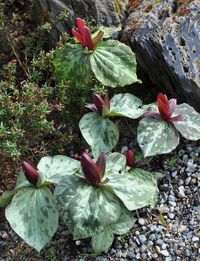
[83,27,93,51]
[169,98,177,115]
[96,152,106,179]
[93,94,104,114]
[103,93,110,111]
[157,93,171,121]
[72,28,84,46]
[81,152,101,186]
[22,161,39,186]
[76,18,86,34]
[124,150,135,169]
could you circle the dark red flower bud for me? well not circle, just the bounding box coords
[103,93,110,111]
[124,150,135,169]
[22,161,39,186]
[157,93,172,121]
[145,93,184,122]
[72,18,94,51]
[96,152,106,179]
[81,152,101,186]
[93,94,105,114]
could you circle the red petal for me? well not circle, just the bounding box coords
[81,152,100,186]
[22,161,39,186]
[96,152,106,178]
[72,28,85,46]
[103,93,110,111]
[93,94,104,114]
[124,150,135,168]
[83,26,93,50]
[76,18,86,35]
[157,93,171,120]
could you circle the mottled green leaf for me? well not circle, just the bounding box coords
[103,168,159,210]
[55,175,121,239]
[110,206,136,235]
[107,93,145,119]
[53,44,91,87]
[92,205,135,253]
[90,40,137,87]
[173,103,200,140]
[92,26,122,39]
[92,229,114,253]
[0,190,15,208]
[15,171,31,190]
[79,112,119,158]
[37,155,80,185]
[5,187,58,252]
[104,153,126,178]
[137,117,180,157]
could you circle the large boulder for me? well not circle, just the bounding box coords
[35,0,128,45]
[122,0,200,110]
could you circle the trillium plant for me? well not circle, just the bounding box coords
[80,92,149,158]
[54,150,159,253]
[53,18,138,87]
[0,155,80,251]
[0,150,160,253]
[138,93,200,157]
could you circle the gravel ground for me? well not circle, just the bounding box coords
[0,141,200,260]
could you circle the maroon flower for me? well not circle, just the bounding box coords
[144,93,185,122]
[22,161,39,186]
[86,93,110,115]
[124,149,135,169]
[81,152,106,186]
[72,18,103,51]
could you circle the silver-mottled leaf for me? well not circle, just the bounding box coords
[103,168,159,210]
[90,40,137,87]
[104,153,126,178]
[53,44,91,87]
[15,171,31,190]
[137,117,180,157]
[110,206,136,235]
[92,229,114,253]
[37,155,80,184]
[79,112,119,158]
[55,175,121,239]
[5,187,58,252]
[108,93,145,119]
[173,103,200,140]
[92,26,121,39]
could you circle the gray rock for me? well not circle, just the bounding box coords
[138,235,147,244]
[192,236,199,242]
[160,250,170,257]
[168,195,176,202]
[35,0,128,45]
[122,0,200,110]
[156,239,164,246]
[138,218,146,226]
[127,251,135,260]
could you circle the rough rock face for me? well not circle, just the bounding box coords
[35,0,128,45]
[122,0,200,110]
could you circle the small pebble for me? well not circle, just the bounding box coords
[160,250,170,257]
[138,235,147,244]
